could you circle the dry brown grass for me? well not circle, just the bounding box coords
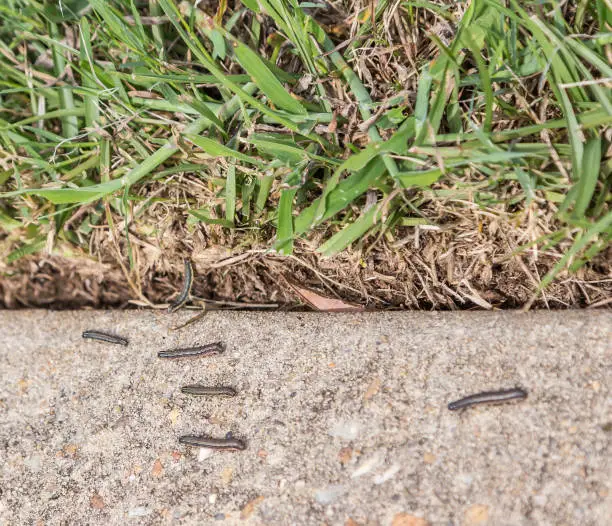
[2,192,610,309]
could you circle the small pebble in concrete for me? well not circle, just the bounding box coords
[315,484,348,505]
[351,452,384,478]
[373,463,401,484]
[89,494,104,510]
[198,448,214,462]
[328,419,361,440]
[23,455,42,472]
[464,504,489,525]
[127,507,150,518]
[391,513,429,526]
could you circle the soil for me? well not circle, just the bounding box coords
[2,227,610,310]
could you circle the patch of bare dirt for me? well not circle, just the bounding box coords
[2,220,610,310]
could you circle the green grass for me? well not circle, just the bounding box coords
[0,0,610,302]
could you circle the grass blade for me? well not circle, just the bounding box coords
[572,136,602,219]
[185,134,263,166]
[275,188,297,255]
[225,164,236,224]
[318,205,380,257]
[232,39,306,115]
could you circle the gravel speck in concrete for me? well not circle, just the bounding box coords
[315,484,348,505]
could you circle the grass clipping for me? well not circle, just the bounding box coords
[0,0,610,310]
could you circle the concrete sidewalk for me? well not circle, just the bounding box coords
[0,310,610,525]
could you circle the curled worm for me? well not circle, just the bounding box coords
[157,342,224,359]
[448,388,527,410]
[181,385,236,397]
[82,330,128,346]
[168,258,193,313]
[179,435,246,451]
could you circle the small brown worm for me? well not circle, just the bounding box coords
[448,388,528,410]
[157,342,224,359]
[168,258,193,313]
[179,435,246,451]
[82,330,128,346]
[181,385,236,397]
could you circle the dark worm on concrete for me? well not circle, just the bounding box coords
[181,385,236,397]
[157,342,224,359]
[448,388,527,410]
[179,435,246,451]
[82,330,128,346]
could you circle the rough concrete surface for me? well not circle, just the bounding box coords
[0,310,610,526]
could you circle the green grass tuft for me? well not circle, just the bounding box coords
[0,0,609,301]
